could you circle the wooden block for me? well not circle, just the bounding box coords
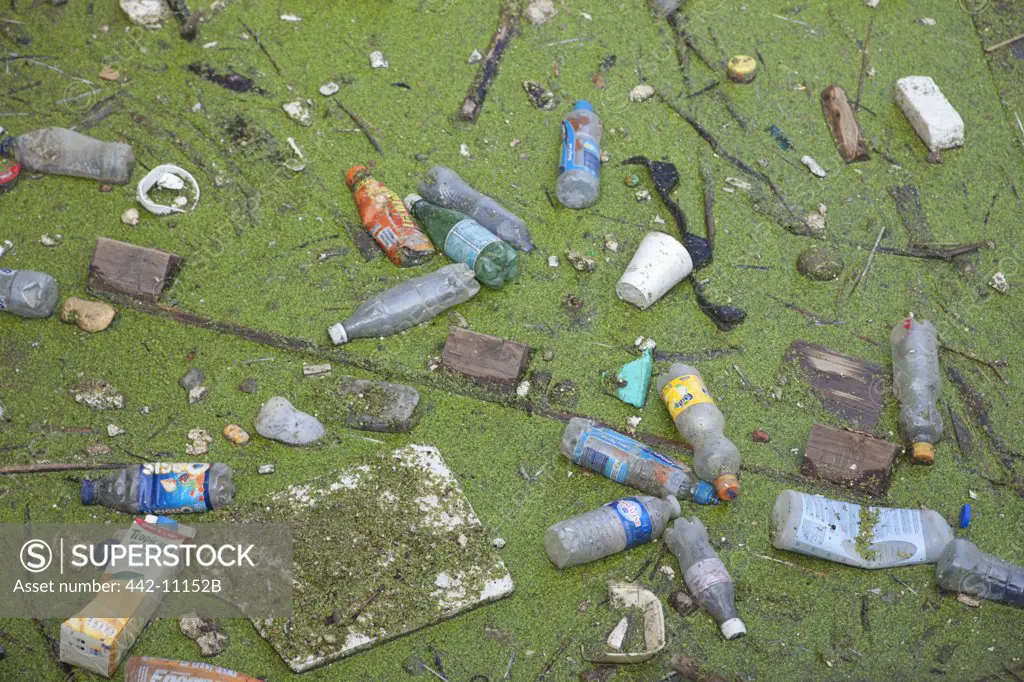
[801,424,900,496]
[441,327,530,389]
[784,340,884,428]
[821,85,869,162]
[87,237,182,301]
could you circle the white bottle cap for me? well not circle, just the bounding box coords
[720,617,746,640]
[327,323,349,345]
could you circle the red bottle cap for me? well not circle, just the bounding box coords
[0,162,20,194]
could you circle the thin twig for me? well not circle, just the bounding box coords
[854,18,874,111]
[240,21,283,77]
[940,343,1009,385]
[868,241,988,261]
[503,652,516,681]
[700,152,716,249]
[891,575,918,595]
[337,100,383,155]
[847,224,885,301]
[984,32,1024,53]
[0,462,124,475]
[749,551,833,579]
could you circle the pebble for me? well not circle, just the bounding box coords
[459,143,471,158]
[525,0,557,25]
[369,51,389,69]
[629,84,655,103]
[179,615,230,657]
[258,464,275,475]
[522,80,555,110]
[186,428,213,456]
[254,396,326,445]
[659,564,676,579]
[188,385,209,405]
[604,234,619,252]
[990,271,1009,294]
[40,234,62,247]
[752,430,771,443]
[73,380,124,411]
[635,189,651,202]
[336,377,421,433]
[467,49,483,65]
[239,378,257,394]
[60,297,116,333]
[624,174,640,188]
[804,211,827,236]
[516,380,531,398]
[282,101,311,126]
[796,246,843,281]
[492,537,506,549]
[119,0,169,28]
[121,208,141,226]
[319,82,340,97]
[566,250,596,272]
[179,368,205,391]
[223,424,250,445]
[107,424,126,437]
[543,350,554,362]
[548,255,559,268]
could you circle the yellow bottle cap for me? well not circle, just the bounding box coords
[911,442,935,465]
[727,55,757,83]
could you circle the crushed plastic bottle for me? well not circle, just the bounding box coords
[81,463,234,514]
[7,128,135,184]
[771,490,953,569]
[556,100,603,209]
[0,268,59,318]
[124,657,262,682]
[346,165,435,267]
[890,318,943,464]
[561,418,717,504]
[665,516,746,640]
[328,263,480,345]
[405,193,519,289]
[545,495,680,568]
[419,166,535,251]
[657,364,742,500]
[936,538,1024,607]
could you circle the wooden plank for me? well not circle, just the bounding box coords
[784,340,884,428]
[87,237,182,301]
[441,327,530,389]
[821,85,869,162]
[801,424,900,496]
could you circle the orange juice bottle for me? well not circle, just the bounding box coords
[346,165,434,267]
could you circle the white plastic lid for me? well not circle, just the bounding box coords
[720,617,746,640]
[327,323,348,345]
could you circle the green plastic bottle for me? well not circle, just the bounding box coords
[404,194,519,289]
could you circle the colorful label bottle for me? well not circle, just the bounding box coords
[346,165,434,267]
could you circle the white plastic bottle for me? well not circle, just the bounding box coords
[556,101,602,209]
[10,128,136,184]
[890,318,943,464]
[771,490,953,569]
[545,495,680,569]
[936,539,1024,606]
[657,364,742,500]
[0,268,59,318]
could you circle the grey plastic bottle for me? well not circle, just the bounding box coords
[328,263,480,345]
[556,101,602,209]
[665,517,746,640]
[418,166,535,251]
[657,364,742,501]
[0,268,59,318]
[11,128,136,184]
[561,418,718,504]
[936,539,1024,607]
[890,318,943,464]
[81,463,234,514]
[545,495,680,569]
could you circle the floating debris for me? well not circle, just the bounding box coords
[800,155,827,178]
[630,84,655,102]
[370,51,389,69]
[522,80,555,110]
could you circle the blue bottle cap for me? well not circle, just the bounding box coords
[574,100,594,112]
[692,480,719,505]
[959,503,971,529]
[81,479,95,505]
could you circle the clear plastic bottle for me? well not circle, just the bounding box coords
[81,463,234,514]
[656,364,742,501]
[10,128,136,184]
[665,516,746,640]
[0,268,59,318]
[418,166,535,251]
[936,539,1024,606]
[890,318,943,464]
[405,194,519,289]
[328,263,480,345]
[556,101,602,209]
[771,490,953,569]
[561,418,718,504]
[545,495,680,568]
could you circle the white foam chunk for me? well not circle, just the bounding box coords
[894,76,964,151]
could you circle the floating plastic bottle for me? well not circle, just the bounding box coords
[657,364,742,501]
[556,100,603,209]
[545,495,680,568]
[936,539,1024,607]
[81,463,234,514]
[0,268,59,318]
[419,166,534,251]
[6,128,135,184]
[124,657,262,682]
[405,194,519,289]
[328,263,480,345]
[771,490,953,569]
[665,516,746,640]
[890,317,943,464]
[346,165,435,267]
[561,418,717,504]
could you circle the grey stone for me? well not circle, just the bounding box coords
[188,385,209,404]
[179,614,229,656]
[179,367,205,391]
[255,397,326,445]
[336,377,421,433]
[239,378,257,394]
[796,246,844,281]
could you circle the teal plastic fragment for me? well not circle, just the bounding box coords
[616,348,653,408]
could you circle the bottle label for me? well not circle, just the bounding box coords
[661,375,714,419]
[559,121,600,178]
[608,497,653,548]
[444,218,499,269]
[791,493,927,567]
[353,179,434,266]
[683,557,731,596]
[138,463,212,513]
[572,425,687,483]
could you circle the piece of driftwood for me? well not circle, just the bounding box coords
[0,462,124,475]
[441,328,530,389]
[458,0,521,122]
[821,85,869,162]
[87,237,182,301]
[801,424,900,496]
[784,340,884,428]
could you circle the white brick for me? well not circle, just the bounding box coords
[895,76,964,151]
